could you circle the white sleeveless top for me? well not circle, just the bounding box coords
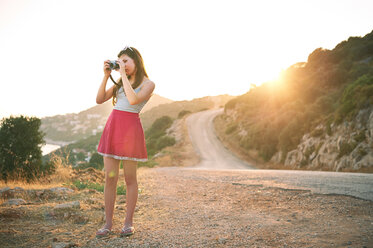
[113,81,150,113]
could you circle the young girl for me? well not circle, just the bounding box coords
[95,46,155,237]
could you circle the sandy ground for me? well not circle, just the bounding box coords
[2,166,371,248]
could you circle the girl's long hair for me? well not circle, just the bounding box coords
[112,47,148,106]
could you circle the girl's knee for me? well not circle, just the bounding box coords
[105,171,119,183]
[125,177,138,187]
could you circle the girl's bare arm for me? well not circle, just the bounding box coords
[96,75,115,104]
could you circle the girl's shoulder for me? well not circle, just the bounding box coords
[142,77,155,87]
[143,77,154,84]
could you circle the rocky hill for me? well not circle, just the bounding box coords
[214,30,373,172]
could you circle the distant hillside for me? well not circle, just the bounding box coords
[214,30,373,172]
[43,94,235,166]
[40,94,173,144]
[140,94,233,132]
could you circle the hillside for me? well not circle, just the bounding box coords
[40,94,173,144]
[214,30,373,172]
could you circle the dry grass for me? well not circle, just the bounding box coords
[0,153,74,190]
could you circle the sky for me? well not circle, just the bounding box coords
[0,0,372,119]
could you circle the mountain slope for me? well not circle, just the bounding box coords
[214,30,373,172]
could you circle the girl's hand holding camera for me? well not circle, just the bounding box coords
[103,60,112,77]
[117,59,127,77]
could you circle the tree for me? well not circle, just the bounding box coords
[0,115,48,182]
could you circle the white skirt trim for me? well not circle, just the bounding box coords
[98,152,148,162]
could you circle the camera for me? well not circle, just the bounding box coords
[109,60,119,70]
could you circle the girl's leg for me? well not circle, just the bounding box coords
[122,159,138,228]
[103,156,120,229]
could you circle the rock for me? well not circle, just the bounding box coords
[116,205,125,210]
[71,213,89,224]
[270,151,282,164]
[51,242,77,248]
[0,207,25,218]
[49,187,74,194]
[354,151,373,170]
[281,106,373,172]
[85,198,100,204]
[284,150,304,168]
[0,187,12,198]
[54,201,80,211]
[369,111,373,138]
[1,198,27,206]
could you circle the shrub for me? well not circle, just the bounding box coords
[278,118,302,153]
[311,128,324,137]
[0,115,54,182]
[156,136,176,151]
[353,131,366,143]
[225,124,238,135]
[89,152,104,170]
[338,142,358,158]
[178,110,191,118]
[335,74,373,123]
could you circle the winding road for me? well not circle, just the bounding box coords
[171,108,373,202]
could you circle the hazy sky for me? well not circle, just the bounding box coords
[1,0,372,119]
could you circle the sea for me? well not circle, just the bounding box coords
[41,143,61,156]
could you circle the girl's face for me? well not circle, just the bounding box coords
[117,54,137,78]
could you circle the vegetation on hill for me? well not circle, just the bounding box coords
[222,30,373,163]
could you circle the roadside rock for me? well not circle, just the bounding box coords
[49,187,74,194]
[0,207,25,218]
[53,201,80,211]
[0,187,25,199]
[51,242,78,248]
[1,198,27,206]
[281,106,373,172]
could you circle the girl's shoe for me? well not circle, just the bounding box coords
[96,227,112,237]
[120,226,135,237]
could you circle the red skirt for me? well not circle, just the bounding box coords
[97,109,148,161]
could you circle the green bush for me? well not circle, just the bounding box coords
[156,136,176,151]
[145,116,173,140]
[89,152,104,170]
[338,142,357,158]
[0,115,54,182]
[353,131,366,143]
[311,128,324,137]
[145,116,177,157]
[178,110,191,118]
[278,118,302,153]
[335,74,373,123]
[225,124,238,135]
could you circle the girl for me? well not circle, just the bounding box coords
[95,46,155,237]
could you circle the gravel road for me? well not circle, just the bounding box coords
[185,108,373,202]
